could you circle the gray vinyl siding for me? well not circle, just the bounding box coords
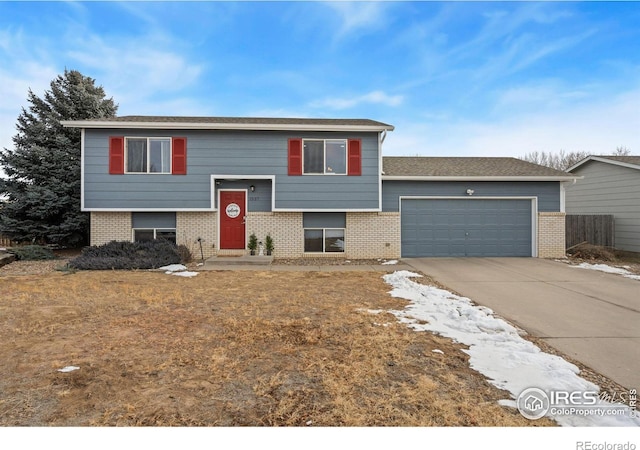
[83,129,380,210]
[382,181,561,212]
[132,212,176,228]
[303,212,346,228]
[566,162,640,252]
[215,180,272,212]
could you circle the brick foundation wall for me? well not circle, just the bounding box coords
[345,212,401,259]
[246,212,303,258]
[91,210,562,260]
[176,212,217,259]
[90,212,132,245]
[538,212,566,258]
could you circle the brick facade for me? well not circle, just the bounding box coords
[90,212,132,245]
[537,212,566,258]
[345,212,400,259]
[245,212,303,258]
[176,212,217,259]
[90,210,565,259]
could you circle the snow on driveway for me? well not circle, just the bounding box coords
[571,262,640,281]
[382,270,640,427]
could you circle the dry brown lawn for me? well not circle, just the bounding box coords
[0,268,555,426]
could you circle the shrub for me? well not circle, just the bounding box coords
[567,243,616,262]
[176,244,193,264]
[8,245,56,261]
[69,240,181,270]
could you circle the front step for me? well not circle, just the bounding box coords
[204,254,274,267]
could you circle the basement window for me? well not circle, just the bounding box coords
[304,228,345,253]
[133,229,176,244]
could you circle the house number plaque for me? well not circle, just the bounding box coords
[225,203,241,218]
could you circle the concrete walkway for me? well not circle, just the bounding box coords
[404,257,640,390]
[199,261,415,272]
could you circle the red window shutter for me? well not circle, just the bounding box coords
[288,138,302,175]
[109,136,124,174]
[347,139,362,176]
[172,137,187,175]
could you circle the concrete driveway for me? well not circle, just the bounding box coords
[405,257,640,390]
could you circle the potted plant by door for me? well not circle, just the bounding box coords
[265,234,274,256]
[248,233,258,255]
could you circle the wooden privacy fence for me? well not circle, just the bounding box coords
[0,235,14,247]
[565,215,615,248]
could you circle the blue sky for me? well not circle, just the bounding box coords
[0,1,639,158]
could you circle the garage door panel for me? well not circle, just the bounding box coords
[401,198,533,257]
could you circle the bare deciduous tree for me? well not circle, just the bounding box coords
[520,146,632,171]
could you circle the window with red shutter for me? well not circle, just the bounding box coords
[288,138,302,175]
[172,137,187,175]
[109,136,125,174]
[347,139,361,176]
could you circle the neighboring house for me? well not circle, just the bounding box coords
[61,116,576,259]
[565,156,640,253]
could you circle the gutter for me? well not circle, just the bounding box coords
[382,175,582,182]
[60,120,395,133]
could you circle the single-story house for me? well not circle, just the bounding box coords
[61,116,576,259]
[566,155,640,252]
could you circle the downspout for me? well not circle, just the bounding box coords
[378,131,387,211]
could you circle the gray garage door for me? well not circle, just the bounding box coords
[401,198,533,257]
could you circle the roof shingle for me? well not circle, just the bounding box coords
[382,156,573,178]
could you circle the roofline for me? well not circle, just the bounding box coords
[567,155,640,172]
[60,119,394,133]
[382,175,581,182]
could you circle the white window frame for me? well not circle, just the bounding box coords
[303,227,345,253]
[302,139,347,175]
[132,228,177,243]
[125,137,172,174]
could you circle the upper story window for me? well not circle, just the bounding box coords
[288,138,360,177]
[126,137,171,174]
[109,136,187,175]
[303,139,347,175]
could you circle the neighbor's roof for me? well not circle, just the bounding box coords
[61,115,394,132]
[382,157,578,181]
[567,155,640,172]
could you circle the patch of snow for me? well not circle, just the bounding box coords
[156,264,199,277]
[171,271,199,277]
[572,262,640,281]
[159,264,188,273]
[498,399,517,408]
[431,349,444,354]
[58,366,80,373]
[381,260,399,265]
[382,270,640,427]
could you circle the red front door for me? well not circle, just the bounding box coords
[220,191,246,249]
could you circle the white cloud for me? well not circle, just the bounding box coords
[66,35,203,100]
[311,90,404,110]
[0,29,59,153]
[324,2,390,37]
[383,86,640,157]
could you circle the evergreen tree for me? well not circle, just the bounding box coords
[0,69,117,246]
